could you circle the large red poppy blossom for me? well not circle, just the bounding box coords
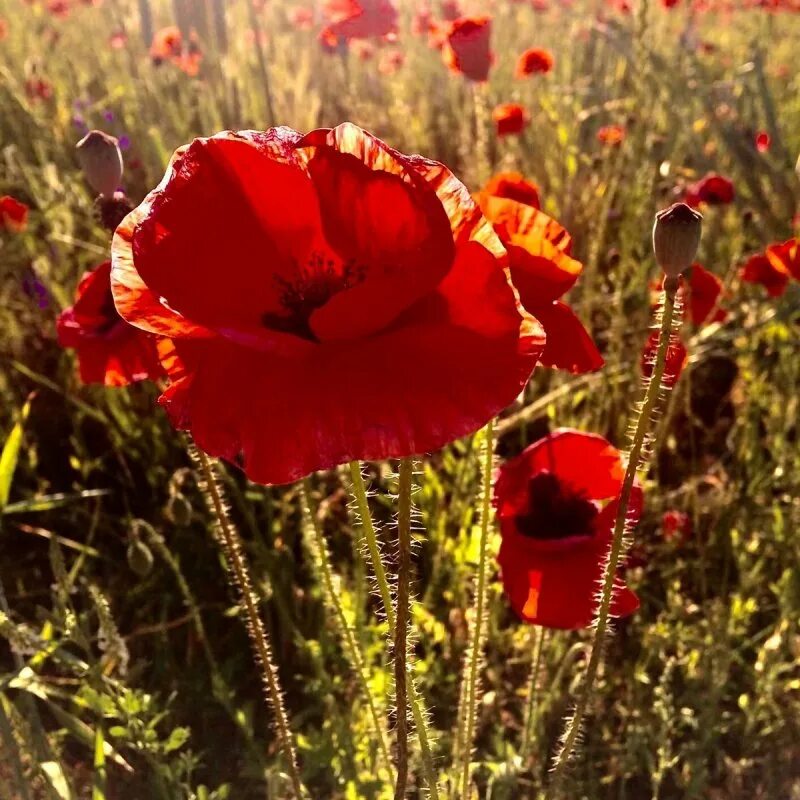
[479,196,604,374]
[479,172,540,210]
[684,173,735,207]
[321,0,398,40]
[640,329,687,387]
[766,237,799,281]
[111,124,544,485]
[492,103,528,137]
[443,16,493,82]
[684,263,727,326]
[57,261,166,387]
[0,195,29,233]
[515,47,554,77]
[495,429,641,630]
[740,252,790,297]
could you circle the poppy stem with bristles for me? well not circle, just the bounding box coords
[549,280,680,794]
[299,479,395,785]
[192,447,305,799]
[521,626,547,762]
[456,420,495,799]
[347,462,441,800]
[394,458,413,799]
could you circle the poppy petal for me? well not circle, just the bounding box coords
[533,301,604,374]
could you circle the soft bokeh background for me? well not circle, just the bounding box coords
[1,0,799,798]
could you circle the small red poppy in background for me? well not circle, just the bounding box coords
[684,263,727,326]
[492,103,528,137]
[766,237,799,281]
[479,196,604,374]
[443,16,493,82]
[109,29,127,48]
[661,0,680,7]
[640,330,687,387]
[378,49,404,74]
[288,6,314,29]
[740,253,789,297]
[150,25,183,62]
[441,0,462,20]
[684,173,735,207]
[755,131,771,153]
[47,0,70,18]
[0,18,8,40]
[411,5,432,35]
[0,195,29,233]
[479,171,540,210]
[597,124,626,146]
[662,510,691,543]
[25,77,53,102]
[515,47,554,77]
[495,429,640,630]
[57,261,166,387]
[111,123,544,485]
[321,0,398,41]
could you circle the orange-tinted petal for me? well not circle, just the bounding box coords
[533,301,604,374]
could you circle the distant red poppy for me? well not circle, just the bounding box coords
[640,329,687,387]
[150,25,183,62]
[25,77,53,102]
[411,5,432,35]
[515,47,554,77]
[479,172,540,210]
[662,510,691,543]
[321,0,398,40]
[109,30,127,48]
[288,6,314,29]
[0,196,29,233]
[479,196,604,374]
[740,252,790,297]
[755,131,771,153]
[0,18,8,40]
[492,103,528,136]
[661,0,680,7]
[57,261,166,387]
[378,49,404,74]
[111,124,544,485]
[684,263,727,326]
[597,124,626,146]
[495,429,640,630]
[684,173,735,207]
[766,237,799,281]
[443,16,493,82]
[47,0,70,18]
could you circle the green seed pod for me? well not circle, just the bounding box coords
[127,538,154,577]
[165,493,193,527]
[652,202,703,279]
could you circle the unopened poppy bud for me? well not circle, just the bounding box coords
[165,493,193,527]
[76,130,123,197]
[127,538,154,577]
[652,202,702,279]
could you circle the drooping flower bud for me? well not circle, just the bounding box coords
[76,129,123,198]
[652,202,703,279]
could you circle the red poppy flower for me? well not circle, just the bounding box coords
[321,0,398,40]
[411,5,432,35]
[378,49,405,74]
[597,124,626,146]
[684,263,727,326]
[57,261,166,387]
[479,196,604,374]
[479,172,540,210]
[0,18,8,40]
[495,429,641,630]
[661,0,680,7]
[441,0,462,20]
[755,131,771,153]
[111,124,544,485]
[684,173,735,207]
[662,510,691,543]
[443,16,493,83]
[24,77,53,102]
[47,0,70,18]
[0,195,29,233]
[109,30,127,48]
[491,103,528,137]
[515,47,554,77]
[150,26,183,62]
[640,330,687,387]
[740,252,790,297]
[766,237,799,281]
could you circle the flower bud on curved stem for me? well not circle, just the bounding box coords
[653,202,703,279]
[76,130,123,199]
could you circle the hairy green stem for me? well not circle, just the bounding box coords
[194,448,304,798]
[300,479,394,783]
[347,462,441,800]
[394,458,413,799]
[521,627,547,760]
[550,285,678,792]
[457,421,495,799]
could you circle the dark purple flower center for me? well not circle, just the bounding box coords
[262,250,367,341]
[514,471,598,540]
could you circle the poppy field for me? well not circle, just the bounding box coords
[1,1,799,798]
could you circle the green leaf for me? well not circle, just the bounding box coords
[92,724,107,800]
[164,726,190,753]
[40,761,73,800]
[0,396,32,511]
